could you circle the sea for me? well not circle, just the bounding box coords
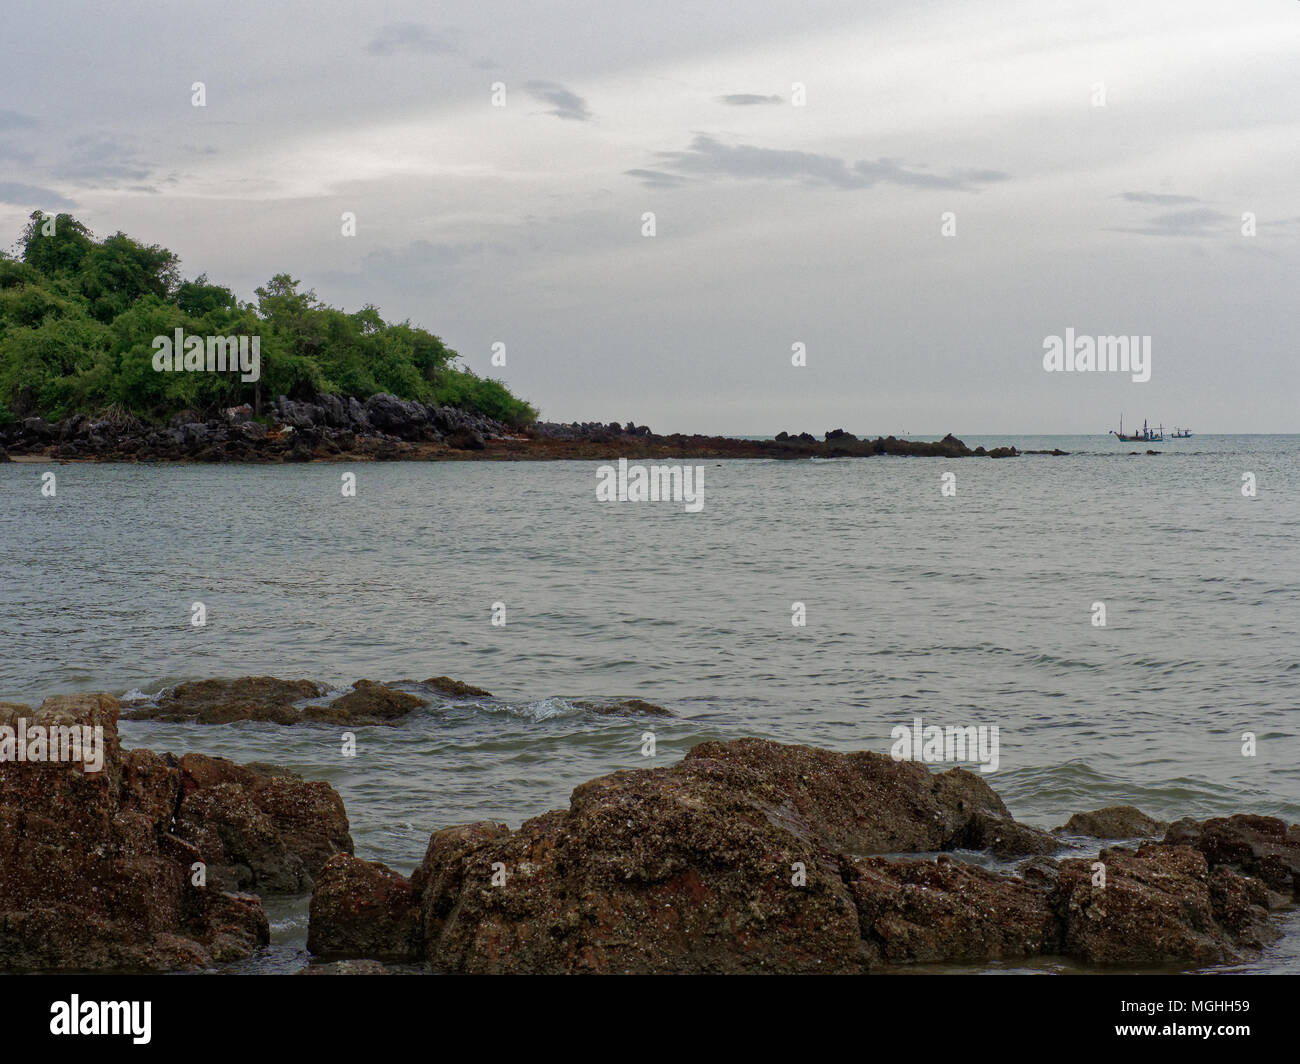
[2,434,1297,973]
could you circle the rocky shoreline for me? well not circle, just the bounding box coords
[3,685,1294,974]
[0,392,1020,463]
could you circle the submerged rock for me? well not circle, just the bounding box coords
[572,697,675,718]
[423,676,493,699]
[301,680,425,726]
[123,675,427,726]
[125,676,326,724]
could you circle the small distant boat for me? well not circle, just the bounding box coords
[1171,427,1192,438]
[1110,415,1163,442]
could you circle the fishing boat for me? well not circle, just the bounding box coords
[1171,427,1192,438]
[1109,415,1163,442]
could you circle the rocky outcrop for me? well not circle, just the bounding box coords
[1055,805,1166,839]
[1,404,1022,464]
[0,392,510,462]
[0,693,353,971]
[308,738,1292,974]
[123,676,428,726]
[0,695,267,970]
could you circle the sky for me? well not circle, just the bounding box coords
[0,0,1296,434]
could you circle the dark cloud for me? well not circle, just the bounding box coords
[525,81,592,121]
[650,135,1009,191]
[54,135,151,183]
[365,22,455,56]
[623,168,690,188]
[718,93,783,106]
[0,182,75,208]
[1120,191,1201,205]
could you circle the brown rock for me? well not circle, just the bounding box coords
[1056,805,1166,839]
[308,854,421,961]
[572,698,675,718]
[301,680,425,726]
[0,694,269,971]
[175,753,352,893]
[423,676,493,698]
[848,855,1058,964]
[125,676,325,724]
[1052,844,1277,966]
[311,739,1048,973]
[963,808,1060,857]
[1163,814,1300,897]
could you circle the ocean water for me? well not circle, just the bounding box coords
[2,434,1297,973]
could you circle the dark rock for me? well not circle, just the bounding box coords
[123,676,326,724]
[423,676,493,699]
[962,808,1060,857]
[572,698,675,718]
[445,427,486,451]
[1052,843,1279,966]
[1056,805,1166,839]
[848,855,1057,965]
[174,753,354,893]
[308,854,421,961]
[301,680,425,726]
[1164,814,1300,898]
[363,393,432,439]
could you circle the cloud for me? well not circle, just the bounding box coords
[54,135,151,183]
[648,135,1009,191]
[623,168,690,188]
[1114,207,1233,237]
[718,93,783,106]
[0,142,35,164]
[0,182,75,208]
[1120,191,1201,205]
[365,22,455,56]
[525,81,592,121]
[0,110,37,130]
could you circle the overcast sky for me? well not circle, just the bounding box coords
[1,0,1296,433]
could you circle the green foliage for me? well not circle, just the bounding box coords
[0,214,537,426]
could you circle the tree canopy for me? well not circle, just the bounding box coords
[0,211,537,427]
